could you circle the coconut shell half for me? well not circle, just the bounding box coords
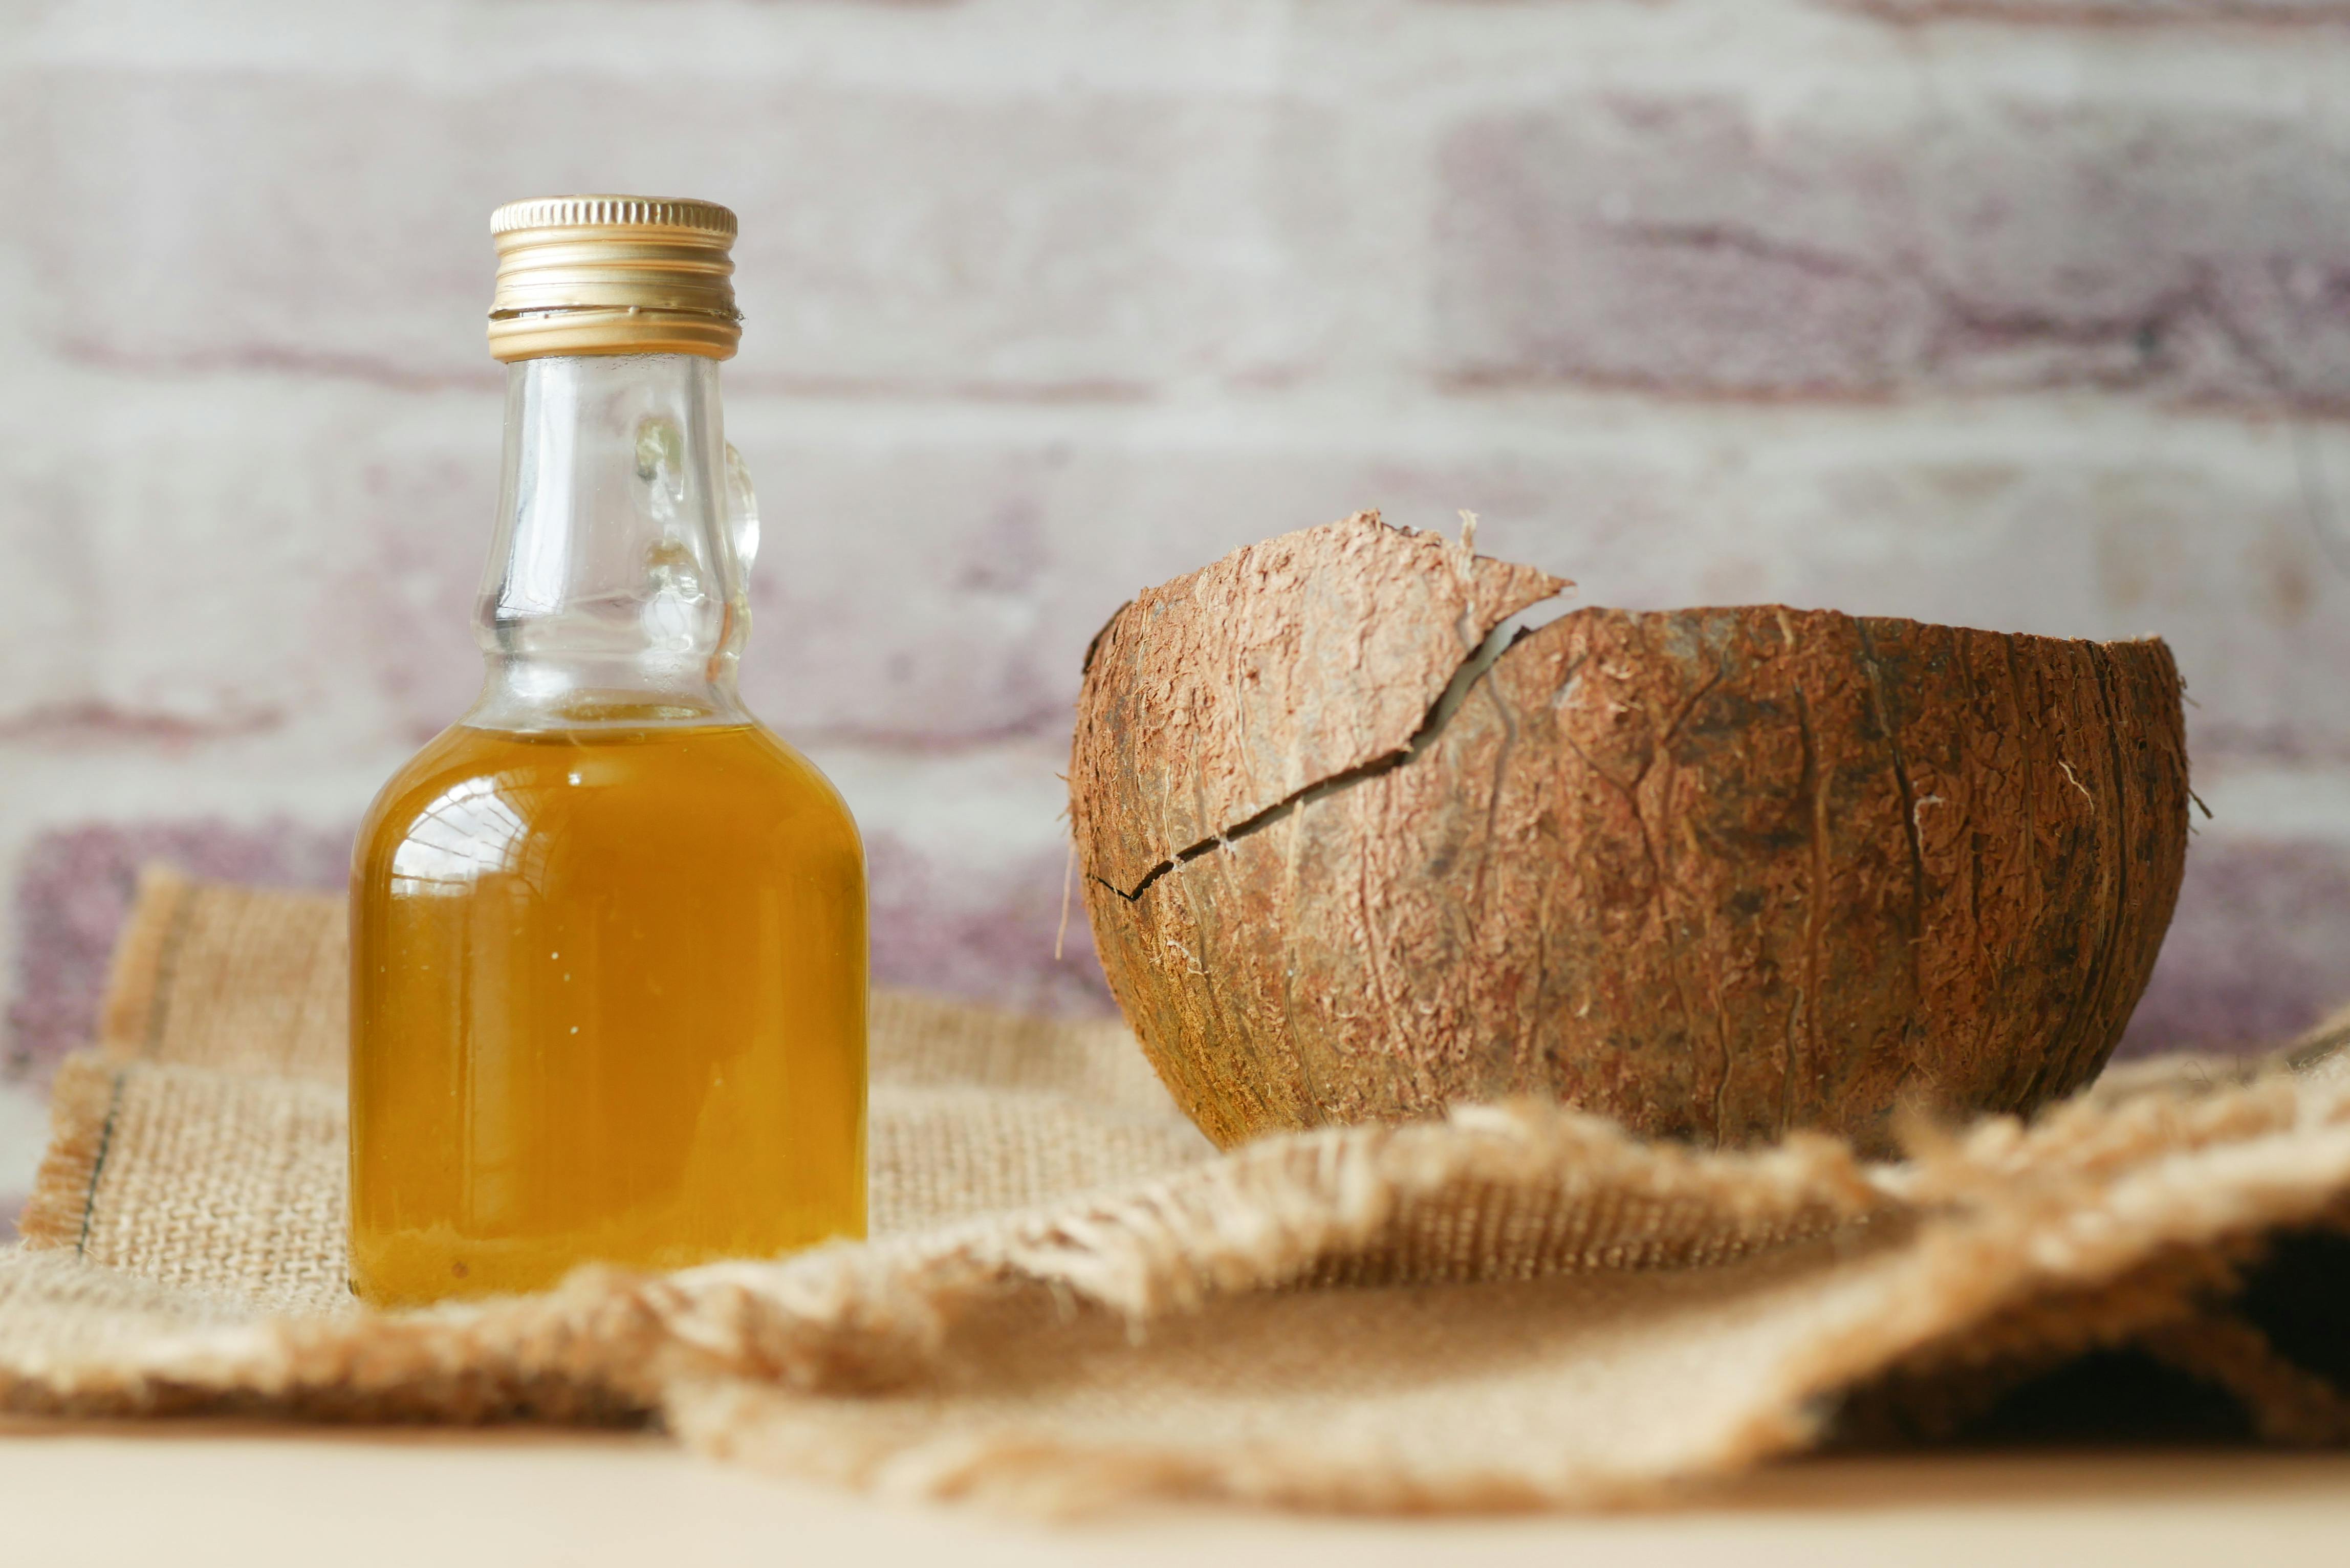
[1071,512,2190,1155]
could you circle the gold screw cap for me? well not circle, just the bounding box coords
[487,195,742,362]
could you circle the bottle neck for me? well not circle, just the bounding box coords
[469,353,757,731]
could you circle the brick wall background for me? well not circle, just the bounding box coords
[5,0,2349,1212]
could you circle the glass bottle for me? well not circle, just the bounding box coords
[349,197,866,1307]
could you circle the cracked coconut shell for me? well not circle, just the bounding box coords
[1071,512,2191,1155]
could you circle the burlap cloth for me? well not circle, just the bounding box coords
[4,866,2348,1513]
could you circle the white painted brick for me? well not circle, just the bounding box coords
[1436,87,2350,403]
[338,413,504,745]
[1847,1,2350,19]
[0,466,91,714]
[20,68,1348,396]
[728,426,1373,742]
[11,379,2349,755]
[0,399,368,733]
[20,7,2350,409]
[736,398,2350,754]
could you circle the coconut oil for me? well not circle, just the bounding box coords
[349,200,865,1306]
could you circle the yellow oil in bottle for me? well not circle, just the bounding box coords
[349,717,865,1306]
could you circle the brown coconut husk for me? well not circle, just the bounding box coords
[1071,512,2190,1155]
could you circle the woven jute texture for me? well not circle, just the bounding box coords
[4,867,2349,1513]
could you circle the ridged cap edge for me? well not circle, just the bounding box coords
[490,194,736,239]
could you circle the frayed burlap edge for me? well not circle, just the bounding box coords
[6,871,2349,1516]
[8,1098,1891,1406]
[648,1071,2350,1514]
[16,1056,121,1253]
[8,1062,2350,1514]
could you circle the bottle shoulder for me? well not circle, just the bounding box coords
[736,722,858,825]
[357,723,486,840]
[356,722,861,882]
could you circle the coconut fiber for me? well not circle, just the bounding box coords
[2,865,2347,1513]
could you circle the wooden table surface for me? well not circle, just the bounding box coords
[3,1420,2345,1567]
